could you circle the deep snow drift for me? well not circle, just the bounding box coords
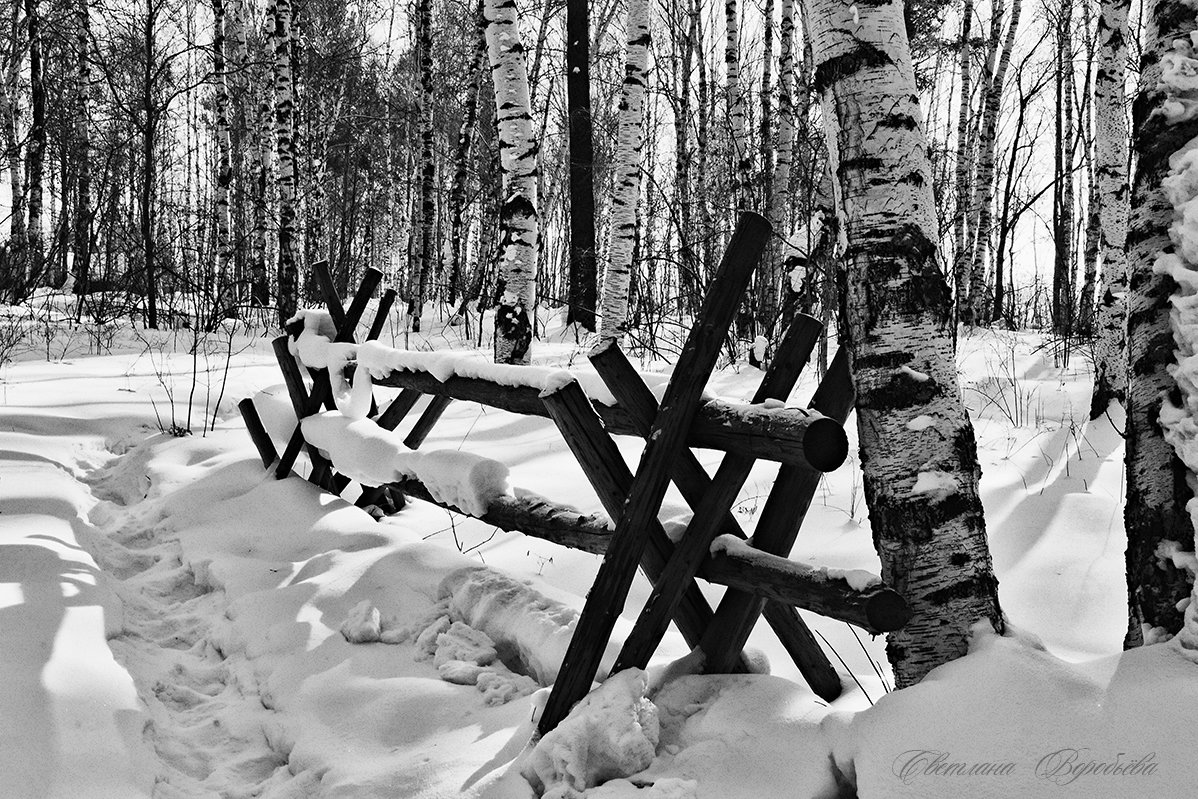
[1,310,1194,798]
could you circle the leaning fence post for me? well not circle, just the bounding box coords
[536,212,770,736]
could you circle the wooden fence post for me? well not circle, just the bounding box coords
[536,212,770,736]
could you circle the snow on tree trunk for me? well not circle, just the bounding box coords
[804,0,1004,686]
[967,0,1021,324]
[597,0,650,347]
[725,0,750,209]
[950,0,975,325]
[1123,0,1198,646]
[271,0,299,327]
[484,0,539,364]
[1089,0,1130,416]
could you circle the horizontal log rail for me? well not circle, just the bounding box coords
[369,368,848,472]
[391,476,909,635]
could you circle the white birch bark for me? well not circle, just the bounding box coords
[1090,0,1130,414]
[597,0,650,347]
[1123,0,1198,645]
[213,0,233,287]
[966,0,1021,323]
[950,0,974,323]
[485,0,539,363]
[270,0,299,325]
[803,0,1004,686]
[73,0,92,290]
[725,0,750,208]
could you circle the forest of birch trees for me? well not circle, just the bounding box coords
[4,0,1198,679]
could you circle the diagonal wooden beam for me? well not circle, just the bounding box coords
[537,212,770,735]
[274,269,383,480]
[609,312,826,675]
[702,348,858,678]
[542,381,734,663]
[589,334,841,698]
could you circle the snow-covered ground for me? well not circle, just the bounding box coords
[1,302,1195,798]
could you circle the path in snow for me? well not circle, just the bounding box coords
[80,441,295,797]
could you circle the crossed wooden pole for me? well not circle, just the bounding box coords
[536,212,851,734]
[237,218,890,741]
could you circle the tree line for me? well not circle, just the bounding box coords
[3,0,1197,684]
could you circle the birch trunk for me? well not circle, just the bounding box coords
[950,0,974,324]
[761,0,796,337]
[73,0,92,292]
[450,3,487,307]
[2,0,25,297]
[966,0,1021,324]
[484,0,539,363]
[213,0,233,291]
[674,1,698,303]
[1123,0,1197,646]
[1090,0,1130,415]
[413,0,435,333]
[804,0,1004,685]
[26,0,45,288]
[597,0,650,346]
[270,0,299,326]
[725,0,750,209]
[1052,0,1076,334]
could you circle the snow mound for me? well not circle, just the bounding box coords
[300,411,512,514]
[438,567,579,685]
[522,669,660,798]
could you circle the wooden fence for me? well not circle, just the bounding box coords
[240,212,910,737]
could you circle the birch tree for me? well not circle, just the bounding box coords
[25,0,46,288]
[804,0,1004,685]
[1089,0,1130,415]
[213,0,233,289]
[73,0,93,291]
[412,0,435,332]
[950,0,975,323]
[725,0,750,209]
[966,0,1021,323]
[484,0,539,363]
[597,0,650,347]
[1123,0,1197,646]
[761,0,796,334]
[270,0,299,325]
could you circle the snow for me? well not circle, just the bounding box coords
[910,469,960,502]
[521,669,661,797]
[2,315,1197,798]
[301,410,512,514]
[899,364,930,382]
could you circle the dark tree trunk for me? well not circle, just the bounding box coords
[565,0,598,331]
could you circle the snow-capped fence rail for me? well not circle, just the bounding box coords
[239,213,911,738]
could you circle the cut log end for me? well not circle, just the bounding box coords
[803,416,850,472]
[864,588,912,633]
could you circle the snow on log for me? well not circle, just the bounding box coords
[301,412,511,515]
[437,567,580,685]
[703,536,910,634]
[367,367,847,472]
